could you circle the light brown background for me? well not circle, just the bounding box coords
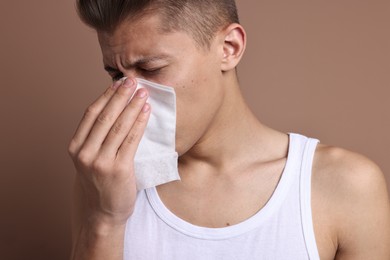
[1,0,389,259]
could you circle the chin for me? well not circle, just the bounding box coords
[175,143,186,157]
[175,138,194,157]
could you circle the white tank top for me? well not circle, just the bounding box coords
[124,133,320,260]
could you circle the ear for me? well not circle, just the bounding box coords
[220,23,246,72]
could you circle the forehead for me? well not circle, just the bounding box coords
[97,15,197,66]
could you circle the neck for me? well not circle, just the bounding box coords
[179,75,276,174]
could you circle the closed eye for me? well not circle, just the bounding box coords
[138,66,166,76]
[139,67,163,73]
[106,66,167,81]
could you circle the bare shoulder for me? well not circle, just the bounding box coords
[311,143,390,260]
[312,144,389,202]
[312,143,388,195]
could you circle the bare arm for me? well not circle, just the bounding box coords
[68,78,151,259]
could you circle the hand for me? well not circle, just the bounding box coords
[68,78,151,227]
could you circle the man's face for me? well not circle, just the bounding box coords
[98,14,226,156]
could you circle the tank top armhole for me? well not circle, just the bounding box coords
[300,137,321,260]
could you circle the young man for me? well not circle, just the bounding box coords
[68,0,390,259]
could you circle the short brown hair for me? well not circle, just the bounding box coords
[76,0,239,48]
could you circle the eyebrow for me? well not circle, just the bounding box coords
[104,55,170,72]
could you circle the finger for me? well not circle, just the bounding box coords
[99,88,149,158]
[68,80,123,156]
[81,78,137,155]
[117,103,151,161]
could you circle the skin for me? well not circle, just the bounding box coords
[68,12,390,260]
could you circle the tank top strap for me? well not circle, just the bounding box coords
[299,135,320,260]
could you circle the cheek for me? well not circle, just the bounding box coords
[173,61,223,128]
[170,54,224,147]
[174,78,222,141]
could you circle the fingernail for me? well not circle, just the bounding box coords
[112,80,122,89]
[123,78,134,88]
[137,89,147,98]
[142,103,150,113]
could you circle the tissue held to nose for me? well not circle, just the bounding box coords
[120,77,180,190]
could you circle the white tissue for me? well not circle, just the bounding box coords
[123,78,180,190]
